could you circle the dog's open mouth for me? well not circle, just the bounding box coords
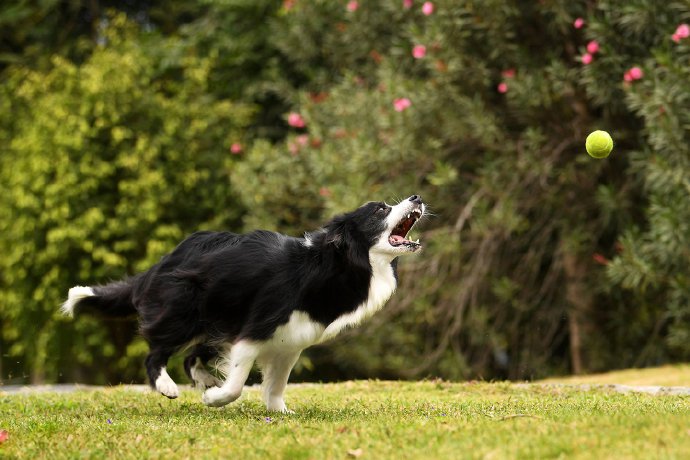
[388,208,422,249]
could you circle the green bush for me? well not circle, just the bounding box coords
[0,14,252,383]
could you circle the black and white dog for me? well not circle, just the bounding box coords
[61,195,426,412]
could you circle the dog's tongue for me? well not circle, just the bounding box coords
[389,235,406,245]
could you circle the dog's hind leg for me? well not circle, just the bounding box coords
[184,344,222,389]
[140,297,203,399]
[202,340,259,407]
[258,350,302,413]
[145,348,179,399]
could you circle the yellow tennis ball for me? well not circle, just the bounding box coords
[586,130,613,159]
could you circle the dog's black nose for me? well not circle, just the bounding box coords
[409,195,423,204]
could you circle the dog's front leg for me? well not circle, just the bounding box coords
[202,340,258,407]
[259,350,302,413]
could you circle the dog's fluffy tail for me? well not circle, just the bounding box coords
[61,280,137,318]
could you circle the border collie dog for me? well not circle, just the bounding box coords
[61,195,426,412]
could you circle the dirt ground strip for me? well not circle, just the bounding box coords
[516,383,690,396]
[2,382,690,396]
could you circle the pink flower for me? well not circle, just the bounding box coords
[319,187,332,197]
[230,143,242,154]
[296,134,309,146]
[412,45,427,59]
[287,112,306,128]
[675,23,690,38]
[346,1,359,12]
[592,253,609,265]
[422,1,434,15]
[628,67,643,80]
[624,68,644,83]
[497,82,508,93]
[573,18,585,29]
[586,40,599,54]
[672,34,681,43]
[581,53,593,65]
[393,98,412,112]
[403,0,413,8]
[501,68,516,78]
[283,0,295,11]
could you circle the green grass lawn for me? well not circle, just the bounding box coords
[2,379,689,459]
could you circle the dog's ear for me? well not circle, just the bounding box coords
[324,217,369,269]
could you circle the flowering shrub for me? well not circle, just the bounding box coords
[247,0,690,379]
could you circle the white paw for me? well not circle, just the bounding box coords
[196,375,223,390]
[202,387,240,407]
[191,366,222,390]
[155,371,179,399]
[266,399,294,414]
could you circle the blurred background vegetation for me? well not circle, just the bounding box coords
[1,0,688,385]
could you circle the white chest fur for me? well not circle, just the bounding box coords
[321,256,397,342]
[267,310,325,351]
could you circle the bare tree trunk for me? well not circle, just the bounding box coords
[31,366,45,384]
[561,245,593,375]
[567,308,584,375]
